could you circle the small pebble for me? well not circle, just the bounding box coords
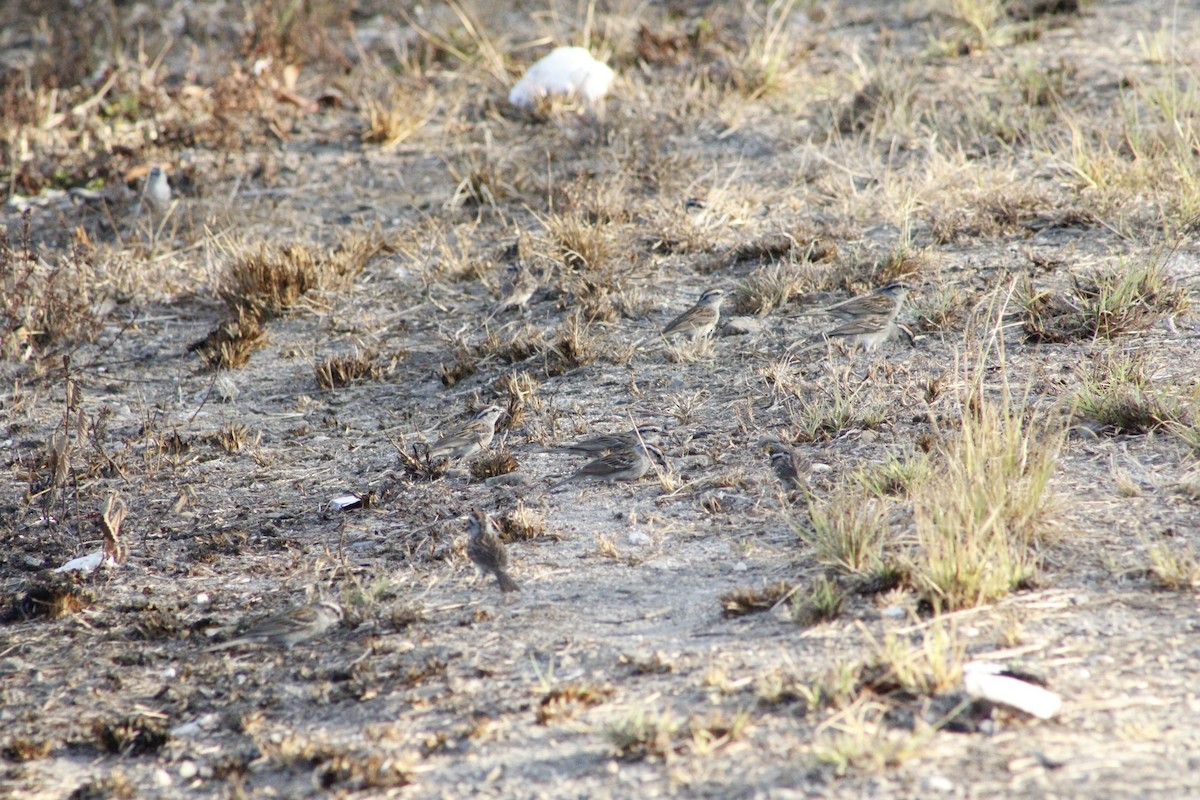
[485,472,530,488]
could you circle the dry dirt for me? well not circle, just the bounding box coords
[2,1,1200,798]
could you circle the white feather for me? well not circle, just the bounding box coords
[508,47,614,108]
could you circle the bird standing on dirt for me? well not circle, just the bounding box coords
[546,424,664,457]
[205,600,343,651]
[662,289,726,340]
[761,438,809,493]
[489,262,538,318]
[428,405,505,461]
[141,166,171,215]
[803,282,911,323]
[467,510,520,593]
[822,314,914,351]
[554,442,666,487]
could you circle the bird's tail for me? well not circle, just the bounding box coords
[496,571,521,593]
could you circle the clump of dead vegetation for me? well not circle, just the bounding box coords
[0,213,105,362]
[469,450,518,481]
[315,350,403,389]
[193,233,388,370]
[496,501,559,542]
[537,684,614,725]
[1020,258,1188,342]
[790,332,1062,613]
[2,573,93,622]
[720,581,794,617]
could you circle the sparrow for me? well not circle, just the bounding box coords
[428,405,505,461]
[489,262,538,318]
[662,289,725,340]
[554,442,666,487]
[804,282,911,323]
[466,510,520,593]
[823,314,914,351]
[141,166,171,215]
[761,438,809,492]
[546,424,664,456]
[205,600,343,651]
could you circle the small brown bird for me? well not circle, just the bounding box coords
[205,600,343,651]
[428,405,505,461]
[467,510,520,593]
[547,424,664,457]
[489,262,538,318]
[823,314,915,351]
[554,442,666,487]
[662,289,725,340]
[804,282,911,323]
[761,438,809,493]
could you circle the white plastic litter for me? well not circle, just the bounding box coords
[508,46,614,110]
[963,661,1062,719]
[329,495,364,511]
[54,549,108,575]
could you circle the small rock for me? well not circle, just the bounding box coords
[721,316,763,336]
[194,592,210,606]
[922,775,954,793]
[733,562,748,572]
[153,769,172,788]
[178,761,198,780]
[881,605,906,619]
[485,472,530,488]
[627,530,650,546]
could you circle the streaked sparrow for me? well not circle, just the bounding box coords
[489,262,538,318]
[466,510,520,593]
[662,289,725,340]
[205,600,343,651]
[805,282,911,322]
[142,166,171,215]
[428,405,505,461]
[761,438,809,492]
[554,442,666,487]
[547,424,664,456]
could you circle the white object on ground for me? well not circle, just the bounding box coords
[963,661,1062,719]
[509,46,614,109]
[54,549,110,574]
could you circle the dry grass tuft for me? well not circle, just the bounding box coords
[398,445,450,482]
[544,211,614,272]
[720,581,794,617]
[315,350,387,389]
[1147,541,1200,591]
[3,573,92,622]
[469,450,518,481]
[909,359,1061,611]
[2,737,53,762]
[497,502,558,543]
[1,214,104,361]
[243,714,414,790]
[798,488,889,575]
[537,684,614,725]
[361,87,435,150]
[93,715,170,757]
[188,310,268,371]
[1072,352,1186,435]
[1020,259,1188,342]
[791,575,847,626]
[440,344,479,387]
[603,709,680,762]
